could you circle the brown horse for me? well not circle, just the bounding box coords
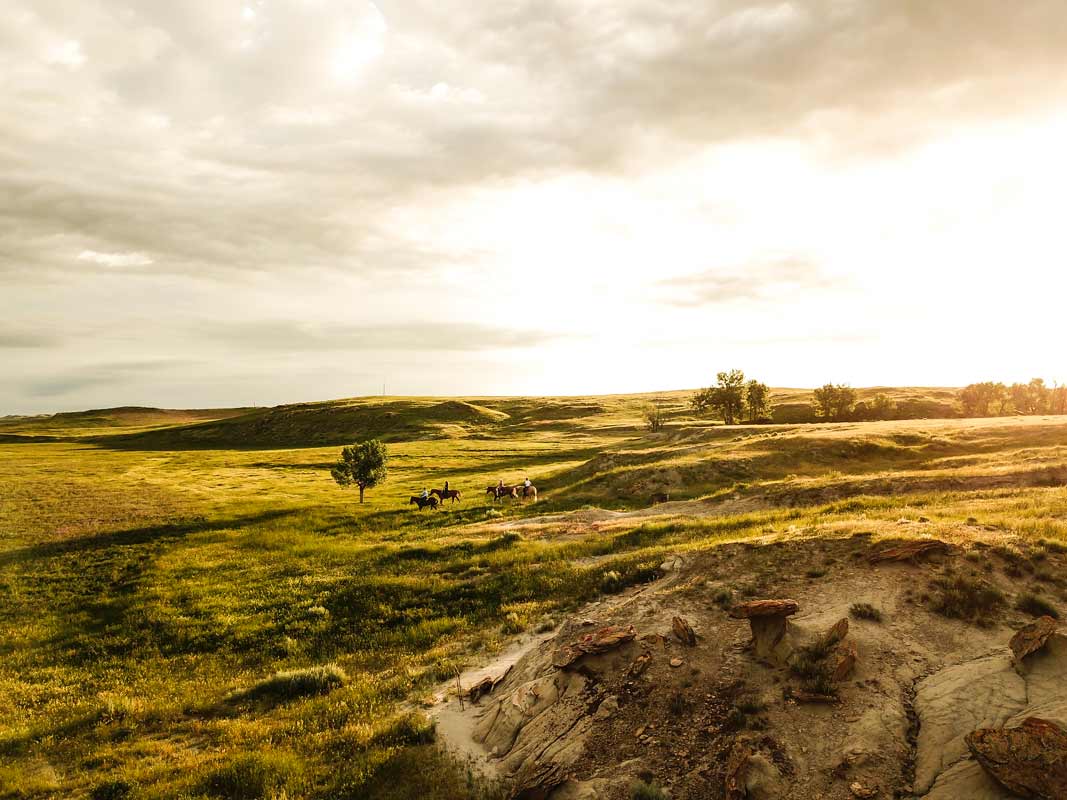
[486,484,518,502]
[520,484,538,502]
[408,495,439,510]
[431,488,461,504]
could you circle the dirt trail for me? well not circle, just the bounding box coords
[430,534,1067,799]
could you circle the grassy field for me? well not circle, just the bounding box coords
[2,389,1067,799]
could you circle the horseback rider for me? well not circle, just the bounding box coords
[420,487,429,500]
[443,480,449,495]
[523,477,532,496]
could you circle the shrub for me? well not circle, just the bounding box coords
[929,575,1005,626]
[712,588,733,608]
[1015,592,1060,619]
[233,664,347,705]
[849,602,883,622]
[203,752,305,799]
[630,779,668,800]
[90,780,138,800]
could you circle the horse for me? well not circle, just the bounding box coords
[649,491,670,505]
[408,495,439,510]
[520,484,538,502]
[486,484,518,502]
[431,488,462,505]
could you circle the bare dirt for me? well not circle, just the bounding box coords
[429,533,1067,799]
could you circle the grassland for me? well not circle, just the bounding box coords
[2,389,1066,799]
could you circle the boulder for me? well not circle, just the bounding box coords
[966,717,1067,800]
[1010,616,1059,663]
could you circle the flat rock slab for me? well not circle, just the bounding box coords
[552,625,636,669]
[868,540,949,564]
[729,599,800,619]
[966,717,1067,800]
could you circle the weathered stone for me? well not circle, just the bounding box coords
[966,717,1067,800]
[868,539,949,564]
[729,600,800,619]
[833,641,858,683]
[730,600,799,661]
[1010,616,1059,663]
[672,616,697,646]
[552,625,636,669]
[850,781,878,798]
[824,617,849,647]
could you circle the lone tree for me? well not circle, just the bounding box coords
[643,403,665,432]
[713,369,747,424]
[745,380,771,422]
[813,384,857,422]
[331,439,389,503]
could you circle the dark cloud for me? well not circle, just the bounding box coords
[660,258,834,306]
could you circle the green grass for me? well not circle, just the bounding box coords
[3,394,1067,797]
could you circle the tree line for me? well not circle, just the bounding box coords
[677,371,1067,428]
[958,378,1067,417]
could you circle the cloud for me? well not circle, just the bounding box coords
[77,250,154,268]
[23,360,190,398]
[0,326,63,349]
[196,321,559,352]
[660,257,835,306]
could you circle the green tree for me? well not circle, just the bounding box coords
[1051,384,1067,415]
[690,387,715,417]
[643,404,665,432]
[331,439,389,503]
[744,380,771,422]
[1010,378,1050,415]
[711,369,746,424]
[870,393,896,420]
[958,382,1008,417]
[813,383,856,422]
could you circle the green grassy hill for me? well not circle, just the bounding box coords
[2,387,1067,798]
[0,386,963,451]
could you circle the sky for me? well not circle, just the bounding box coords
[4,1,1067,414]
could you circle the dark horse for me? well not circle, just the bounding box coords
[486,484,518,502]
[431,488,462,504]
[408,495,439,510]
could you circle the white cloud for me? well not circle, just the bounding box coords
[77,250,155,268]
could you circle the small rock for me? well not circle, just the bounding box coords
[670,658,684,668]
[849,782,878,798]
[672,616,697,646]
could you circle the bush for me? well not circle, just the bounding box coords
[1015,592,1060,619]
[90,780,138,800]
[849,602,883,622]
[630,779,668,800]
[233,664,347,705]
[929,575,1005,626]
[203,752,305,799]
